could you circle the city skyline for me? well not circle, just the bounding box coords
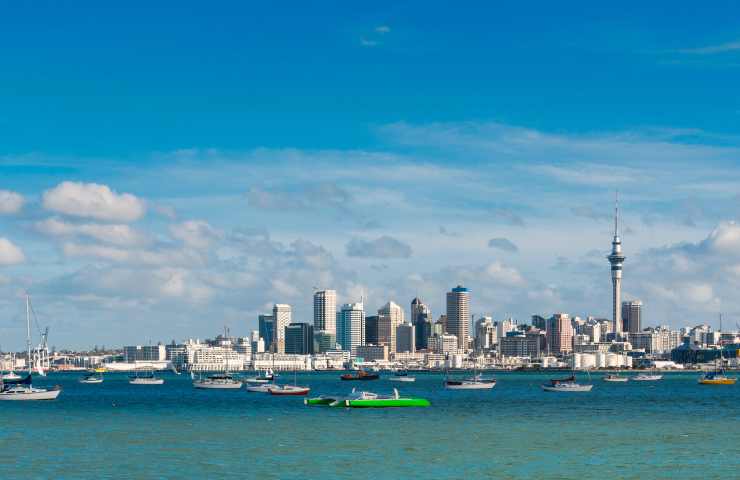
[2,3,740,348]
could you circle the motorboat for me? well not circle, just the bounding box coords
[193,373,242,389]
[541,375,593,392]
[603,374,629,383]
[389,372,416,383]
[632,369,662,381]
[340,370,379,381]
[268,384,310,396]
[79,372,104,384]
[445,378,496,390]
[305,388,430,408]
[0,295,61,401]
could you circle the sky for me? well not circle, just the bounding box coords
[1,1,740,349]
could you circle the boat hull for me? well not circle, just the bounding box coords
[0,388,61,400]
[603,376,629,383]
[632,375,662,381]
[445,381,496,390]
[193,381,242,389]
[541,384,593,392]
[698,377,737,385]
[269,386,310,396]
[79,379,104,384]
[246,384,273,392]
[344,398,430,408]
[389,377,416,382]
[129,379,165,385]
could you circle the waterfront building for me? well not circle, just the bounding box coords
[411,297,433,350]
[252,353,312,371]
[123,344,166,362]
[474,316,496,351]
[546,313,574,355]
[285,323,314,355]
[233,337,252,357]
[607,195,626,335]
[378,301,404,353]
[189,345,246,372]
[429,333,459,355]
[622,300,642,334]
[446,285,470,350]
[583,319,602,343]
[499,331,542,358]
[336,302,365,353]
[313,331,336,354]
[353,344,389,362]
[272,304,292,354]
[258,314,274,351]
[313,290,337,335]
[396,323,415,354]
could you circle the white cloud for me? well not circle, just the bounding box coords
[36,217,148,247]
[42,181,145,222]
[346,236,413,259]
[62,242,205,267]
[375,26,391,34]
[0,190,24,214]
[484,261,525,287]
[677,41,740,55]
[0,237,25,265]
[169,220,220,249]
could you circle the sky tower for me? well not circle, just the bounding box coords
[607,193,626,336]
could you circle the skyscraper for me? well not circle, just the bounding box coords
[607,195,626,335]
[258,314,274,351]
[446,285,470,350]
[313,290,337,335]
[378,301,404,353]
[337,302,365,353]
[365,315,379,345]
[410,297,432,350]
[272,304,292,354]
[622,300,642,334]
[396,323,415,353]
[285,323,314,355]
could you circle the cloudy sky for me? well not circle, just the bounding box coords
[1,2,740,349]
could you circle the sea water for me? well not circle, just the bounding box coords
[1,371,738,479]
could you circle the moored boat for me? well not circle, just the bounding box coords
[193,373,242,389]
[340,370,379,381]
[445,378,496,390]
[541,374,593,392]
[389,370,416,382]
[698,372,737,385]
[603,374,628,383]
[268,384,310,396]
[306,388,430,408]
[129,369,164,385]
[632,373,662,382]
[244,368,275,384]
[246,382,274,393]
[79,372,104,384]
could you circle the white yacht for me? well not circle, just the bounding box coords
[129,369,164,385]
[632,368,662,381]
[246,382,274,393]
[244,368,275,384]
[603,373,629,383]
[542,374,593,392]
[79,372,104,384]
[0,295,61,401]
[193,373,242,389]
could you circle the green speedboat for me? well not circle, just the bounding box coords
[305,389,430,408]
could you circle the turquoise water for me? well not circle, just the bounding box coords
[1,371,739,479]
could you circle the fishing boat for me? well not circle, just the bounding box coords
[305,388,430,408]
[129,368,164,385]
[541,374,593,392]
[340,369,379,381]
[193,372,242,389]
[244,368,275,384]
[603,373,629,383]
[0,295,61,401]
[388,370,416,383]
[79,372,104,384]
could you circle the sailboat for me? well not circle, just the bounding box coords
[699,345,737,385]
[542,370,593,392]
[129,367,165,385]
[0,295,61,400]
[632,365,662,381]
[444,358,496,390]
[268,369,310,396]
[603,372,629,382]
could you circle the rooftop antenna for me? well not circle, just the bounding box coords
[614,190,619,237]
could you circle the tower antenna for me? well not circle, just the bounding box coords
[614,190,619,237]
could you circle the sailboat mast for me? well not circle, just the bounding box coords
[26,294,32,374]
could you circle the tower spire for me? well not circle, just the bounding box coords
[614,190,619,237]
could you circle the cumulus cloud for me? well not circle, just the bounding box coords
[0,237,25,265]
[62,242,205,267]
[36,217,148,247]
[0,190,24,214]
[42,181,145,222]
[488,237,519,253]
[346,236,413,259]
[169,220,220,249]
[247,183,352,212]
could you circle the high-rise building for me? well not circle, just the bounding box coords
[622,300,642,334]
[285,323,314,355]
[337,302,365,353]
[272,304,292,354]
[365,315,379,345]
[258,314,274,350]
[607,195,626,335]
[546,313,574,355]
[313,290,337,335]
[474,316,496,351]
[396,323,415,353]
[313,331,336,353]
[446,285,470,350]
[378,301,404,353]
[410,297,432,350]
[531,315,547,331]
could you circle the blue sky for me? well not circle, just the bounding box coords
[1,2,740,348]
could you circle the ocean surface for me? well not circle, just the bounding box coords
[1,371,739,479]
